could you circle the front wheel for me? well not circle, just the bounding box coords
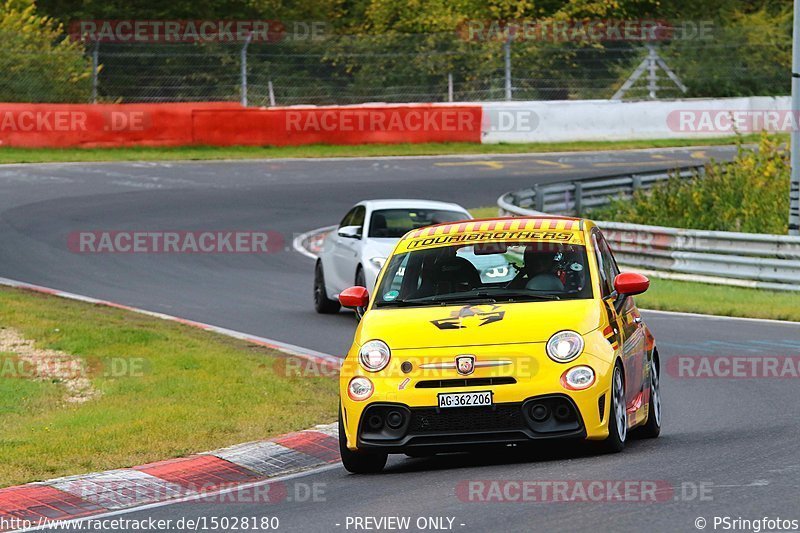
[636,355,662,438]
[339,409,387,474]
[314,261,340,314]
[598,365,627,453]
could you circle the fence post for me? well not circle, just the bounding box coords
[632,174,643,192]
[504,36,512,101]
[240,33,253,106]
[790,0,800,235]
[268,81,276,106]
[574,182,583,216]
[534,184,544,212]
[647,45,658,100]
[91,40,99,104]
[447,73,453,103]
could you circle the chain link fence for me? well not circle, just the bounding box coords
[16,31,795,105]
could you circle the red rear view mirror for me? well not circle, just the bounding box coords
[339,286,369,309]
[613,272,650,296]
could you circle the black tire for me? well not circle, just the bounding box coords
[314,261,340,314]
[355,266,366,288]
[636,353,662,439]
[598,364,627,454]
[339,408,387,474]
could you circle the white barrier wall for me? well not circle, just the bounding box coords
[480,96,792,143]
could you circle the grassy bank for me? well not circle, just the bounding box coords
[636,277,799,322]
[0,286,338,487]
[0,135,763,164]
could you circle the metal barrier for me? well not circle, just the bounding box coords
[498,167,800,292]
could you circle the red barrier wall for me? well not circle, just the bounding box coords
[0,103,482,148]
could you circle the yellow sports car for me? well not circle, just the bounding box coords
[337,216,661,473]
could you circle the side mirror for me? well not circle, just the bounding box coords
[339,286,369,309]
[613,272,650,297]
[337,225,362,239]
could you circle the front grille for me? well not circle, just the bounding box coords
[415,377,517,389]
[409,404,525,433]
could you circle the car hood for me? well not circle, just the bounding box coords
[361,238,398,260]
[357,299,604,350]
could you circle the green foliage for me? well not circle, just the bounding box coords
[591,133,790,234]
[659,6,791,97]
[0,0,93,102]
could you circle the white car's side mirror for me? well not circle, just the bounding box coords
[337,225,362,239]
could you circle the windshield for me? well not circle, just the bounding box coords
[368,208,467,238]
[375,241,593,307]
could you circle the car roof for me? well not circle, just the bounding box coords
[355,199,469,211]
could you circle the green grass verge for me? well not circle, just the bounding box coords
[636,277,800,322]
[0,135,764,164]
[0,287,338,487]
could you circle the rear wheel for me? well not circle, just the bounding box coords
[314,261,340,314]
[339,409,387,474]
[636,355,662,438]
[598,365,627,453]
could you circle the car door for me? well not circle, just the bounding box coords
[328,207,356,293]
[332,205,365,291]
[592,229,646,412]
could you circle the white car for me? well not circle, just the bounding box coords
[314,199,472,313]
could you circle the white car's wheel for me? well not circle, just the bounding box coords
[314,261,340,314]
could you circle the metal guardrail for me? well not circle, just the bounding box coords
[499,166,704,217]
[498,167,800,292]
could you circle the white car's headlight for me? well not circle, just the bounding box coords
[546,330,584,363]
[348,377,374,401]
[359,340,391,372]
[369,257,387,269]
[561,366,596,390]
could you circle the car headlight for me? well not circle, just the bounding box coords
[358,340,391,372]
[561,366,596,390]
[546,330,584,363]
[348,377,374,401]
[369,257,387,269]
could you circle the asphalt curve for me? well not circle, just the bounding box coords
[0,146,733,356]
[4,145,800,532]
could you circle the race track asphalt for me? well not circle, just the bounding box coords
[3,145,799,532]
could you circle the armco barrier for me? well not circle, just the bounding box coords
[0,103,482,148]
[499,169,800,292]
[0,102,241,148]
[480,96,791,143]
[192,105,482,146]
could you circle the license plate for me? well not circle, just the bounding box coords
[438,391,493,409]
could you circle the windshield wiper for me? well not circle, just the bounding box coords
[492,291,560,301]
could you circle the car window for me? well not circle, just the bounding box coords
[593,230,620,297]
[368,208,467,238]
[375,241,592,307]
[350,206,366,228]
[339,207,357,228]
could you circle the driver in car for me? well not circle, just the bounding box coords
[507,247,565,291]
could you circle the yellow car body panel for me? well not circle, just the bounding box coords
[339,216,657,452]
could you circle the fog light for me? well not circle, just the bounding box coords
[386,410,404,429]
[554,404,572,421]
[348,376,374,401]
[530,403,549,422]
[561,366,596,390]
[368,414,384,429]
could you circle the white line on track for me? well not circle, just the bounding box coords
[0,144,739,168]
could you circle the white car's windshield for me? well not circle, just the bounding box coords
[368,209,467,238]
[375,241,593,307]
